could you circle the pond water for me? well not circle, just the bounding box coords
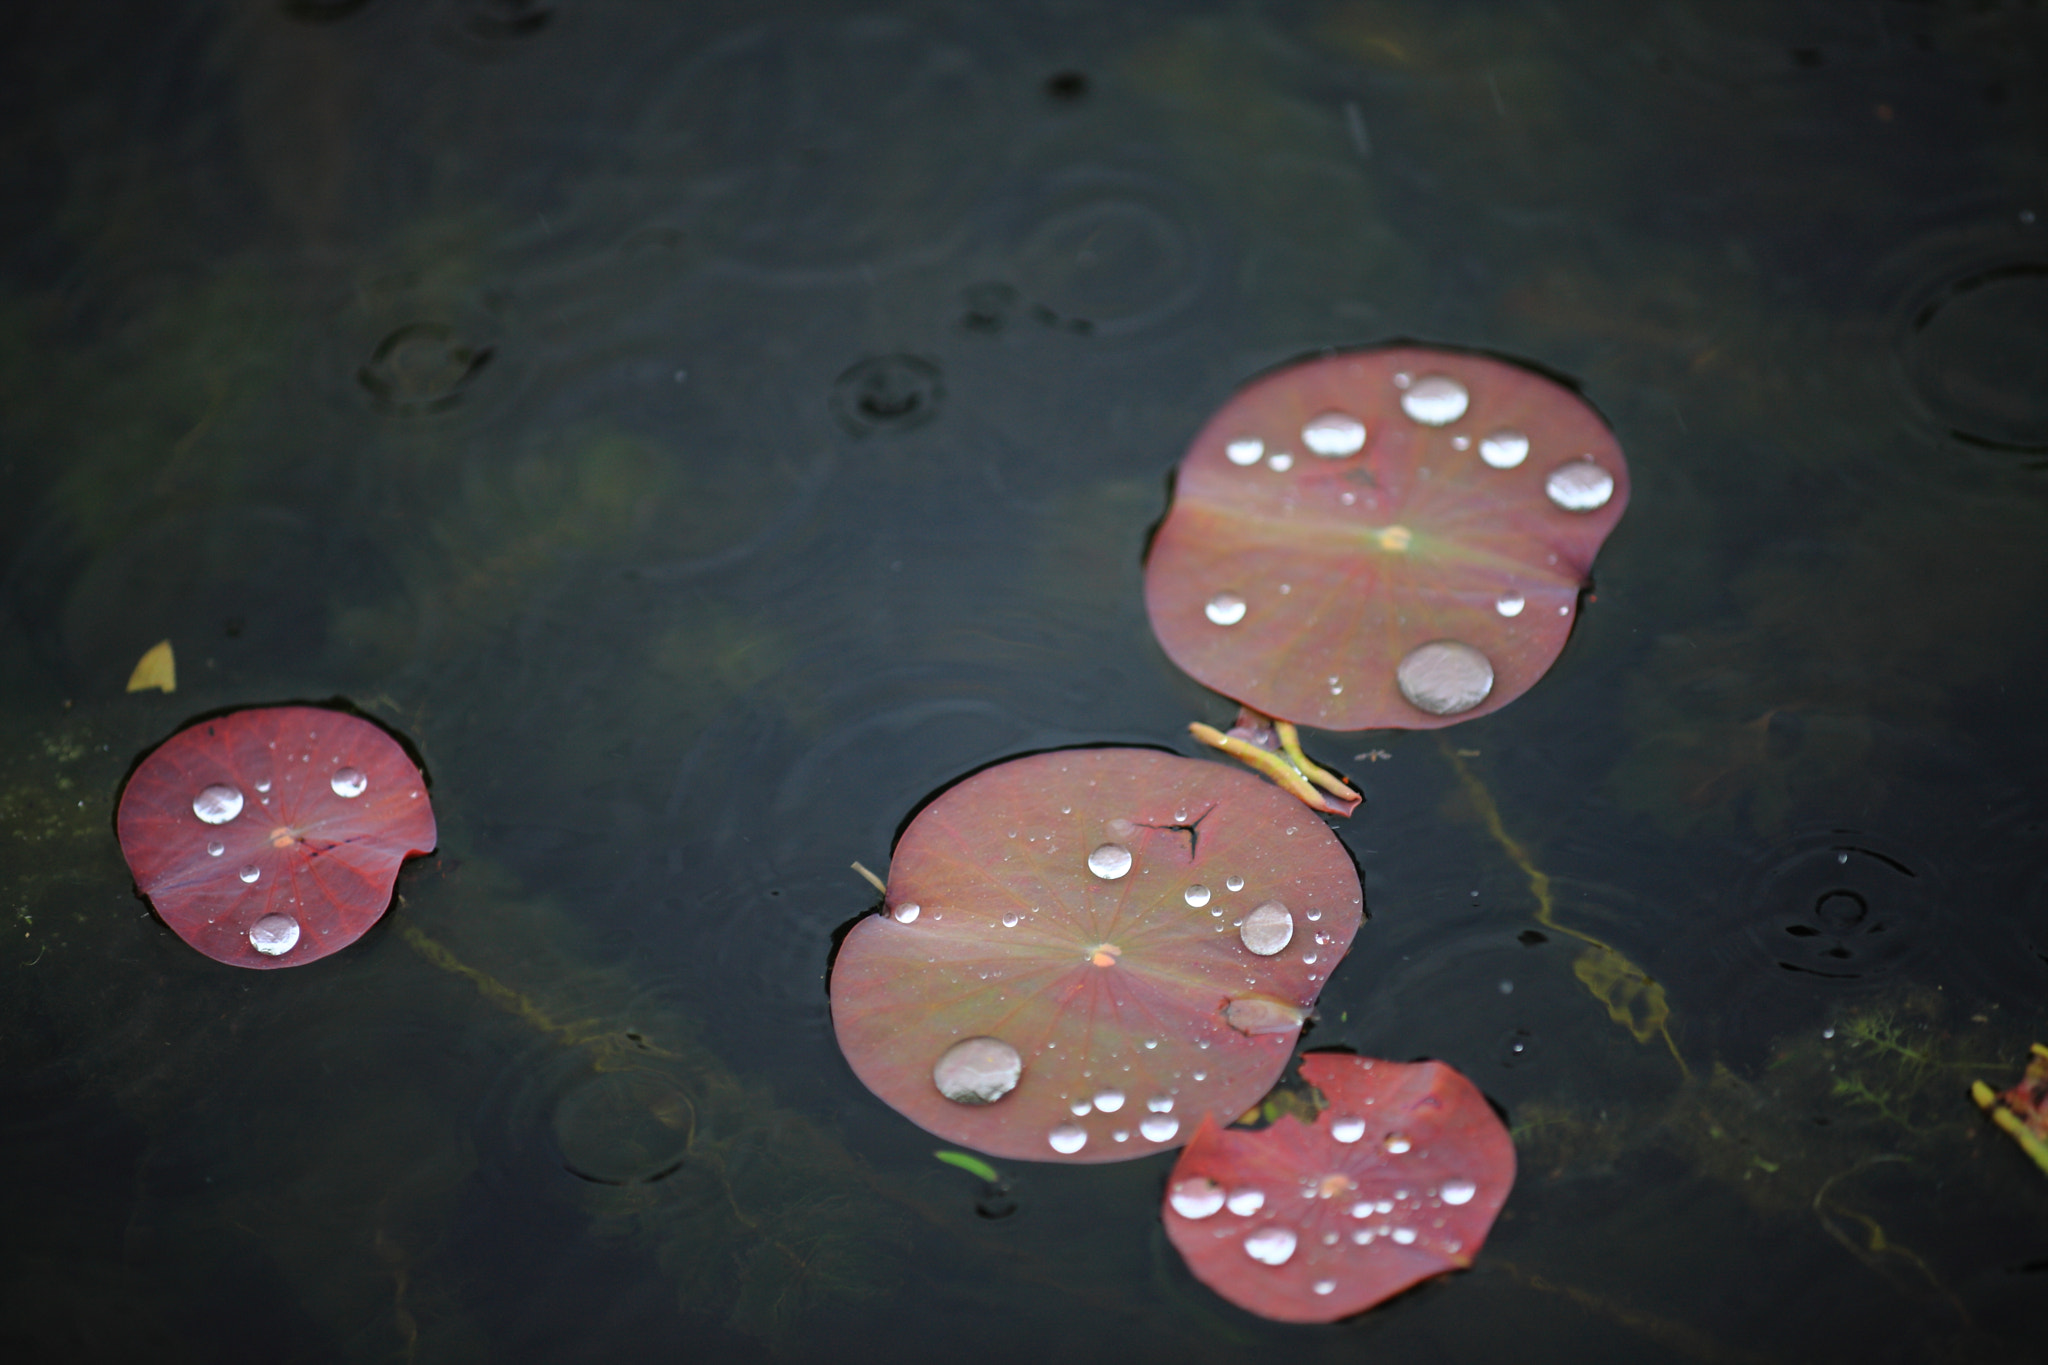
[3,1,2045,1361]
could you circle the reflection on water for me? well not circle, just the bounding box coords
[4,0,2048,1360]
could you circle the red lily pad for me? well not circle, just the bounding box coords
[1162,1053,1514,1323]
[830,749,1363,1163]
[116,706,436,969]
[1144,347,1629,730]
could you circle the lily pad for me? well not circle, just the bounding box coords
[829,748,1362,1163]
[1162,1053,1514,1323]
[116,706,437,968]
[1144,347,1629,730]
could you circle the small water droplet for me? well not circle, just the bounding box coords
[1001,912,1020,928]
[330,766,368,799]
[1142,1038,1159,1050]
[1239,901,1294,956]
[1392,371,1412,388]
[1266,452,1294,472]
[253,778,272,794]
[1113,1130,1130,1142]
[1305,908,1320,921]
[892,902,921,924]
[1140,1115,1180,1142]
[1171,1177,1227,1218]
[1391,1227,1418,1245]
[1087,844,1133,880]
[238,864,260,884]
[1147,1095,1175,1113]
[1093,1089,1126,1113]
[1545,458,1614,511]
[1048,1123,1087,1154]
[1070,1099,1091,1116]
[1396,640,1495,716]
[1313,1279,1336,1296]
[1440,1178,1478,1205]
[1192,1069,1208,1081]
[1302,411,1366,457]
[1184,884,1212,908]
[206,840,225,857]
[1496,591,1526,617]
[1479,428,1530,468]
[1330,1115,1366,1143]
[1822,1027,1836,1039]
[1243,1227,1297,1265]
[933,1037,1023,1105]
[1225,874,1244,893]
[1227,1188,1265,1216]
[249,913,300,956]
[1226,437,1264,465]
[1400,374,1469,425]
[1302,952,1318,964]
[1205,592,1247,626]
[1383,1132,1412,1154]
[193,784,244,825]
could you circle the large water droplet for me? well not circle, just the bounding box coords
[206,840,225,857]
[1239,901,1294,956]
[1545,459,1614,511]
[1302,411,1366,456]
[1048,1123,1088,1155]
[1479,428,1529,468]
[1400,374,1469,425]
[1330,1115,1367,1143]
[1495,592,1526,617]
[193,784,244,825]
[1170,1177,1226,1219]
[1205,592,1247,626]
[1396,640,1495,716]
[1440,1178,1477,1205]
[1184,884,1212,908]
[1087,844,1133,879]
[1226,1188,1266,1216]
[1383,1132,1412,1154]
[1226,437,1264,466]
[1092,1088,1125,1113]
[933,1037,1023,1105]
[249,913,300,956]
[1225,874,1244,892]
[330,766,368,798]
[892,902,921,924]
[238,864,261,884]
[1140,1115,1180,1142]
[1243,1227,1297,1266]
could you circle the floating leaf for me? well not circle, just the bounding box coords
[1162,1053,1514,1323]
[1145,347,1629,730]
[116,706,436,968]
[830,749,1362,1163]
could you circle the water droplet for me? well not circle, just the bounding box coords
[1545,458,1614,511]
[1451,434,1471,450]
[1440,1178,1477,1205]
[1396,640,1495,716]
[1142,1038,1159,1050]
[892,902,922,924]
[1140,1115,1180,1142]
[1313,1279,1336,1296]
[1092,1089,1126,1113]
[1383,1132,1412,1154]
[253,778,272,794]
[1225,874,1244,892]
[249,913,300,956]
[206,840,224,857]
[1226,437,1264,465]
[329,766,368,799]
[1479,428,1530,468]
[1184,884,1212,908]
[1171,1177,1226,1219]
[1069,1099,1091,1116]
[1205,592,1247,626]
[1224,996,1307,1035]
[1147,1095,1175,1113]
[1330,1115,1366,1143]
[1227,1188,1265,1216]
[238,864,260,884]
[1391,1227,1418,1245]
[1192,1069,1207,1081]
[1302,952,1318,965]
[1048,1123,1088,1154]
[1001,912,1020,928]
[933,1037,1023,1105]
[1823,1026,1837,1040]
[1266,452,1294,472]
[192,784,244,825]
[1400,374,1469,425]
[1087,844,1133,880]
[1302,411,1366,456]
[1239,901,1294,956]
[1243,1227,1297,1265]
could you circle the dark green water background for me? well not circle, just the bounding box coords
[3,1,2046,1361]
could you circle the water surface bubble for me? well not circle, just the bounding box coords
[1330,1115,1366,1143]
[1239,901,1294,956]
[249,913,300,956]
[1243,1227,1297,1265]
[1140,1115,1180,1142]
[1048,1123,1087,1154]
[193,784,244,825]
[1302,411,1366,456]
[1396,640,1495,716]
[1184,884,1212,908]
[1226,437,1264,466]
[1479,428,1530,468]
[330,766,368,798]
[933,1037,1023,1105]
[1400,374,1469,425]
[1205,593,1247,626]
[1440,1178,1478,1205]
[1545,459,1615,511]
[1087,844,1133,880]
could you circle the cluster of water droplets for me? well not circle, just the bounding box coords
[187,762,371,957]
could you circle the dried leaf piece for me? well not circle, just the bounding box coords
[1972,1043,2048,1176]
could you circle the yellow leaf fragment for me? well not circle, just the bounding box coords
[126,639,176,693]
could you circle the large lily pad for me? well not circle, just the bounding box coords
[1162,1053,1515,1322]
[830,749,1363,1163]
[1145,347,1629,730]
[117,706,437,968]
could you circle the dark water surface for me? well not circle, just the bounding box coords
[4,1,2046,1361]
